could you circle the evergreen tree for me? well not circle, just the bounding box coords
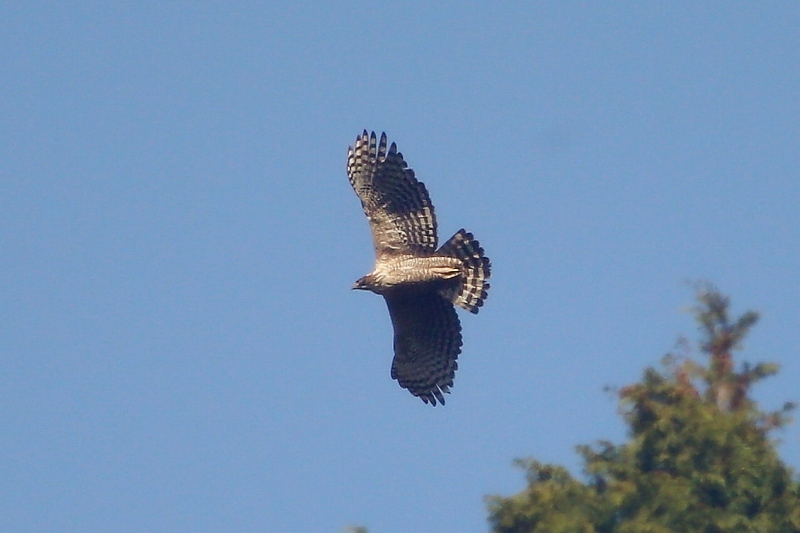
[487,287,800,532]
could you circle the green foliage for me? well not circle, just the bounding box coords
[488,287,800,532]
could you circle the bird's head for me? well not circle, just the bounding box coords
[352,274,375,291]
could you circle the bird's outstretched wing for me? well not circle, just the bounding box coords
[384,288,462,405]
[347,131,438,257]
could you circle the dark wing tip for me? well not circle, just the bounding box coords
[418,386,449,406]
[377,132,388,160]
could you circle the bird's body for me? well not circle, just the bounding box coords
[356,255,462,293]
[347,131,491,405]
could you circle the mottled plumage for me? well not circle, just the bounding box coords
[348,131,491,405]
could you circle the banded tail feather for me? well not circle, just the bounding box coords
[437,229,491,313]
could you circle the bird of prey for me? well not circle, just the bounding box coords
[347,131,491,405]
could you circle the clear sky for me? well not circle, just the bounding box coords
[2,3,798,532]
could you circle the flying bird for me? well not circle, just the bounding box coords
[347,131,491,405]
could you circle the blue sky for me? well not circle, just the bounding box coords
[2,3,799,532]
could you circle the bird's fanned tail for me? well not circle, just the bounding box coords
[437,229,491,314]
